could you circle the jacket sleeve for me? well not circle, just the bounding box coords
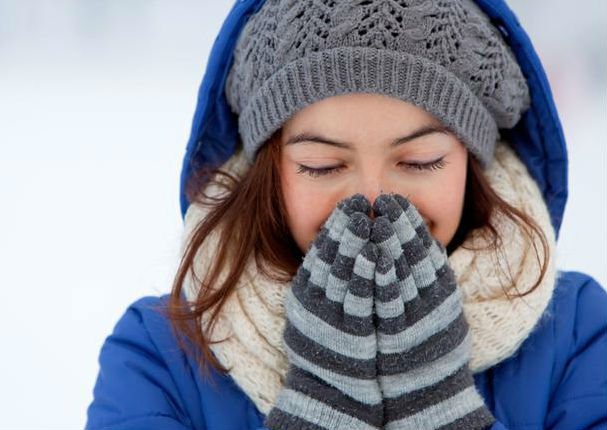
[85,297,199,430]
[543,275,607,430]
[483,274,607,430]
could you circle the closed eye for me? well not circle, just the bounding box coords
[402,157,447,171]
[296,157,447,178]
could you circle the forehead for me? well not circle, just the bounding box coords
[281,93,456,152]
[282,93,443,137]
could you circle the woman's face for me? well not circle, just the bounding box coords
[279,93,468,254]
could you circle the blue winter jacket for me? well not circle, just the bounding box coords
[85,0,607,429]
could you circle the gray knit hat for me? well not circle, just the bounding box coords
[225,0,531,168]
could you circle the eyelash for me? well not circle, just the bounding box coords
[296,157,447,178]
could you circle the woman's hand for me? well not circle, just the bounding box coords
[370,193,496,430]
[264,194,384,430]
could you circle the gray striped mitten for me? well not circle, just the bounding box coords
[264,194,384,430]
[370,193,495,430]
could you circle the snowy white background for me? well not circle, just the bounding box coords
[0,1,604,429]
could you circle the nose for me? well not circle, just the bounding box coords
[353,176,386,219]
[367,192,381,220]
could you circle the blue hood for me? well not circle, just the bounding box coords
[179,0,568,240]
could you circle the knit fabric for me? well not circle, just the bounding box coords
[371,194,495,430]
[265,197,385,429]
[181,139,557,415]
[225,0,530,168]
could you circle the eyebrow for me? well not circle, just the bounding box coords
[285,124,451,149]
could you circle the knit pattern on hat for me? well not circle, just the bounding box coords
[225,0,530,167]
[181,139,556,415]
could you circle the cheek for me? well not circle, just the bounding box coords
[415,169,467,247]
[281,169,337,253]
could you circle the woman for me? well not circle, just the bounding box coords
[85,0,606,429]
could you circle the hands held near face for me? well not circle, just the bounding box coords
[265,194,495,430]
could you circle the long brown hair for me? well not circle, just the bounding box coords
[160,130,550,377]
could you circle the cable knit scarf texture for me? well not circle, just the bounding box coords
[181,140,557,415]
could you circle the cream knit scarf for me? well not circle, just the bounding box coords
[181,140,557,415]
